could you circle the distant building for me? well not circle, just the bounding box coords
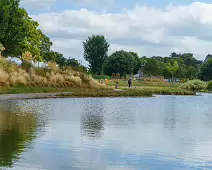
[134,68,143,79]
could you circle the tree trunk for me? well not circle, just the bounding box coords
[172,73,174,87]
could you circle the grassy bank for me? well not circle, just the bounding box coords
[58,87,195,98]
[0,81,195,97]
[107,79,174,88]
[0,56,195,97]
[59,88,152,97]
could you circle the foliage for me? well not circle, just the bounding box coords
[129,52,142,74]
[83,35,109,75]
[0,57,100,88]
[104,50,136,77]
[92,75,111,80]
[0,0,42,58]
[66,58,79,68]
[207,81,212,90]
[199,58,212,81]
[166,61,179,76]
[143,58,160,76]
[181,79,207,91]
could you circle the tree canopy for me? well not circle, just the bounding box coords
[83,35,109,75]
[104,50,136,77]
[0,0,83,70]
[199,58,212,81]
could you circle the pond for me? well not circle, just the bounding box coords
[0,93,212,170]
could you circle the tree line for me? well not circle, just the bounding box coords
[1,1,211,81]
[0,0,82,70]
[83,35,212,81]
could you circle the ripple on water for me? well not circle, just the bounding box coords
[0,94,212,169]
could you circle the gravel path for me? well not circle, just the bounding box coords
[0,92,72,101]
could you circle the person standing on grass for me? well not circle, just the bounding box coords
[115,81,119,89]
[128,78,132,88]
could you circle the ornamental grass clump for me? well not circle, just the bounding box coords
[181,79,207,92]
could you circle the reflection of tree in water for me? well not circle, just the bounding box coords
[163,96,177,133]
[81,100,105,140]
[0,101,42,168]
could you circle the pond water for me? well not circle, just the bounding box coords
[0,94,212,170]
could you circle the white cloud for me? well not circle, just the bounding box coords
[32,2,212,62]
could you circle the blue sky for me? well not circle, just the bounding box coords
[24,0,211,12]
[20,0,212,63]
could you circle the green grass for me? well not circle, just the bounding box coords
[107,79,174,88]
[59,88,152,97]
[58,87,195,98]
[0,81,195,98]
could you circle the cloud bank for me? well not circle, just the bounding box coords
[22,1,212,61]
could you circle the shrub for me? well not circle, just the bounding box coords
[34,67,51,77]
[207,81,212,90]
[9,70,29,86]
[92,75,111,80]
[22,60,33,72]
[48,62,59,72]
[181,79,207,91]
[0,69,9,85]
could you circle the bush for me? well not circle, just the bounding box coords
[92,75,111,80]
[207,81,212,90]
[34,67,51,77]
[181,79,207,91]
[22,60,33,72]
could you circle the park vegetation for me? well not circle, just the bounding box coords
[0,0,211,97]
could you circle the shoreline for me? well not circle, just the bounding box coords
[0,87,197,101]
[0,92,73,101]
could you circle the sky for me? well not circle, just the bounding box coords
[19,0,212,64]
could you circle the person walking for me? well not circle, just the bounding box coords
[115,81,119,89]
[128,78,132,88]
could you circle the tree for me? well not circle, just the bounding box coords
[0,0,52,64]
[186,66,198,79]
[0,43,5,57]
[43,50,56,62]
[129,52,141,74]
[66,58,80,68]
[199,58,212,81]
[83,35,109,75]
[54,52,66,69]
[205,54,212,62]
[166,61,179,87]
[39,31,53,59]
[143,58,160,76]
[0,0,36,57]
[104,50,135,77]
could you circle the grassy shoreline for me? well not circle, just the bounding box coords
[0,84,195,99]
[58,87,195,98]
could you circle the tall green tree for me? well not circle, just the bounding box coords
[66,58,80,68]
[199,58,212,81]
[129,52,141,74]
[39,31,53,59]
[143,58,160,76]
[0,0,52,63]
[166,61,179,86]
[104,50,136,77]
[83,35,109,75]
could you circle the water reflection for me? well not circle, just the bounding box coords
[163,96,177,132]
[1,95,212,170]
[0,100,47,168]
[81,99,105,140]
